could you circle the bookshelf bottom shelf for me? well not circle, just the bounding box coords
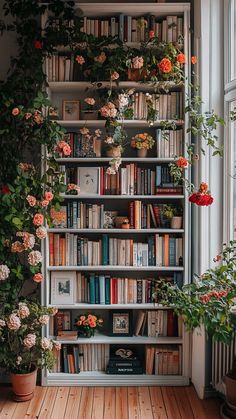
[43,371,189,386]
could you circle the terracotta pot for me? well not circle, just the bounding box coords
[81,110,98,120]
[224,375,236,407]
[137,148,148,158]
[106,146,121,157]
[10,366,37,402]
[171,216,182,229]
[127,69,147,81]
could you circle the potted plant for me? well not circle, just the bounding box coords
[160,204,182,228]
[130,132,154,157]
[74,313,103,338]
[104,124,128,158]
[82,97,98,120]
[0,301,60,401]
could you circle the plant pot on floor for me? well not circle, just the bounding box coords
[10,365,37,402]
[106,146,122,157]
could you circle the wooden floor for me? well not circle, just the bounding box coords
[0,386,221,419]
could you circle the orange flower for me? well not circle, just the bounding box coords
[33,213,44,226]
[177,53,185,64]
[33,273,43,283]
[176,157,188,168]
[199,182,208,194]
[158,58,172,74]
[191,56,197,65]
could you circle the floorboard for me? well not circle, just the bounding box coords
[0,385,222,419]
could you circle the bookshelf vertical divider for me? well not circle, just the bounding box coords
[41,2,191,387]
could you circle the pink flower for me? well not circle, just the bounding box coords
[34,111,43,124]
[95,129,102,137]
[16,232,35,250]
[26,195,37,207]
[84,97,95,106]
[213,255,222,262]
[0,265,10,281]
[51,307,58,315]
[40,199,49,208]
[12,107,20,116]
[99,102,117,118]
[23,333,36,348]
[105,136,114,144]
[80,127,90,135]
[132,56,144,69]
[111,71,119,81]
[11,241,25,253]
[33,272,43,283]
[67,184,80,192]
[33,213,44,226]
[44,191,54,202]
[36,226,47,239]
[53,341,61,351]
[41,337,53,350]
[39,315,50,325]
[18,163,34,172]
[7,314,21,330]
[76,55,85,65]
[62,144,71,156]
[28,250,43,266]
[25,112,32,120]
[94,52,106,64]
[0,319,6,327]
[18,303,30,319]
[34,40,42,49]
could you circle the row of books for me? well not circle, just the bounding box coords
[156,129,183,158]
[53,344,110,373]
[51,201,181,230]
[64,164,183,196]
[80,15,183,44]
[48,233,183,267]
[135,310,181,338]
[125,92,183,121]
[145,345,182,375]
[51,271,182,308]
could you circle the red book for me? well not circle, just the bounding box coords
[100,167,104,195]
[48,233,54,266]
[129,201,134,228]
[167,310,174,337]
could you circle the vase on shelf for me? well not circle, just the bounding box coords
[137,148,148,158]
[10,365,37,402]
[106,146,122,157]
[81,110,98,121]
[171,216,182,229]
[78,330,94,338]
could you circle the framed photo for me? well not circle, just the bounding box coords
[50,271,76,305]
[77,167,100,195]
[62,100,80,121]
[109,310,133,337]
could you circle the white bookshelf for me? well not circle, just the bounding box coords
[42,2,191,387]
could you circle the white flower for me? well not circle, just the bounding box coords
[28,250,43,266]
[41,337,53,350]
[84,97,95,106]
[16,356,22,365]
[36,226,47,240]
[95,129,102,137]
[132,56,144,69]
[105,136,114,145]
[53,341,61,351]
[106,166,117,175]
[0,319,6,327]
[18,303,30,319]
[23,333,36,348]
[0,265,10,281]
[118,94,129,109]
[39,315,50,325]
[7,314,21,330]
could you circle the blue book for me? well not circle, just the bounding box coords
[62,345,69,373]
[102,235,109,265]
[95,275,100,304]
[73,346,80,373]
[119,14,124,42]
[105,276,110,304]
[148,236,154,266]
[89,274,96,304]
[99,275,105,305]
[169,237,176,266]
[72,201,77,229]
[155,165,162,187]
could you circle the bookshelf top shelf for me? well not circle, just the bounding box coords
[47,266,184,272]
[55,157,176,164]
[55,120,184,128]
[61,194,185,200]
[51,333,183,345]
[47,228,184,234]
[76,3,190,16]
[48,81,184,93]
[48,303,175,310]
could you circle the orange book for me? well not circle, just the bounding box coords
[67,353,75,374]
[53,234,60,266]
[164,234,169,267]
[60,237,65,266]
[48,233,54,266]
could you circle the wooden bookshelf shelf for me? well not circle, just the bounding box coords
[55,119,185,128]
[50,333,183,345]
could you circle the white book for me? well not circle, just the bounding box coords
[64,58,70,81]
[166,16,173,43]
[137,242,143,267]
[142,243,148,266]
[99,275,105,305]
[133,242,138,266]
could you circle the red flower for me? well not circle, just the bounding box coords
[158,58,172,74]
[177,53,186,64]
[1,185,10,194]
[149,31,155,39]
[176,157,188,168]
[34,40,42,49]
[189,192,213,206]
[191,56,197,65]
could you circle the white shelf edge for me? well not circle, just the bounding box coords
[55,157,176,163]
[60,195,185,200]
[50,335,182,345]
[47,228,184,233]
[54,119,184,127]
[48,81,184,92]
[47,266,184,271]
[48,303,174,309]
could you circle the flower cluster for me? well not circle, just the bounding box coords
[74,313,103,337]
[200,289,229,304]
[55,140,72,157]
[130,132,154,150]
[189,182,214,206]
[99,102,117,119]
[0,302,60,373]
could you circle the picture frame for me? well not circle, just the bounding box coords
[62,100,80,121]
[77,167,100,195]
[109,310,133,337]
[50,271,76,305]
